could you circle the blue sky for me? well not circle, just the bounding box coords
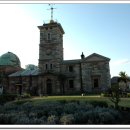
[0,3,130,77]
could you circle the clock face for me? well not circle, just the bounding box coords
[46,49,51,55]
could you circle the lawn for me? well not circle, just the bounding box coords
[18,95,130,108]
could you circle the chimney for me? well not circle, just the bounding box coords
[81,52,85,59]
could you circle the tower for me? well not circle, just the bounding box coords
[38,6,65,73]
[37,5,65,95]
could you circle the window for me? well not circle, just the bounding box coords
[47,33,51,40]
[94,78,99,88]
[50,64,53,69]
[45,64,48,70]
[69,80,74,88]
[69,66,73,72]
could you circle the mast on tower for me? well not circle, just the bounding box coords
[48,4,56,23]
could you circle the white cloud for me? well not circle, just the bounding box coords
[110,59,130,66]
[110,59,130,77]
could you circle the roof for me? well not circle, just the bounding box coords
[0,52,21,67]
[84,53,110,61]
[62,53,110,65]
[62,59,81,65]
[9,68,39,77]
[38,21,65,34]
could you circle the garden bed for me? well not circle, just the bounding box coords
[0,100,122,124]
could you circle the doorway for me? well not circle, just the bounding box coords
[92,75,101,92]
[93,78,99,88]
[46,79,52,94]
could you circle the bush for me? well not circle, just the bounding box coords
[90,107,121,124]
[98,111,114,124]
[127,93,130,97]
[87,100,108,108]
[14,100,31,105]
[15,116,30,124]
[0,113,13,124]
[60,114,75,124]
[74,110,89,124]
[0,94,17,105]
[0,100,122,124]
[3,102,18,112]
[47,115,59,124]
[63,102,78,114]
[101,92,111,97]
[21,93,31,99]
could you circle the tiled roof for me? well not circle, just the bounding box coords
[9,68,39,77]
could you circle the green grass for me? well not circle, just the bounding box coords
[14,95,130,108]
[119,98,130,107]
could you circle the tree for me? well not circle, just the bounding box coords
[110,84,121,109]
[119,71,129,93]
[119,71,128,82]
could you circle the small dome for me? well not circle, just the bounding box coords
[0,52,21,67]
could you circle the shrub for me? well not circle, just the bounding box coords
[105,107,122,121]
[110,84,121,109]
[21,93,31,99]
[88,100,108,108]
[40,116,47,124]
[79,101,93,111]
[0,113,13,124]
[98,111,115,124]
[74,110,89,124]
[54,105,63,116]
[14,100,31,105]
[101,92,111,97]
[60,114,75,124]
[89,107,121,124]
[48,111,58,116]
[3,102,19,113]
[127,93,130,97]
[74,106,122,124]
[28,112,37,118]
[47,115,59,124]
[100,93,105,97]
[20,102,33,116]
[0,94,17,105]
[63,102,78,114]
[0,100,122,124]
[29,118,44,124]
[15,116,30,124]
[58,100,67,104]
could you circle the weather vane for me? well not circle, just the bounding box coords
[48,4,56,21]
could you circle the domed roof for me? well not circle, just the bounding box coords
[0,52,21,67]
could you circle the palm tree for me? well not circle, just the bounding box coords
[119,71,128,82]
[119,71,129,93]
